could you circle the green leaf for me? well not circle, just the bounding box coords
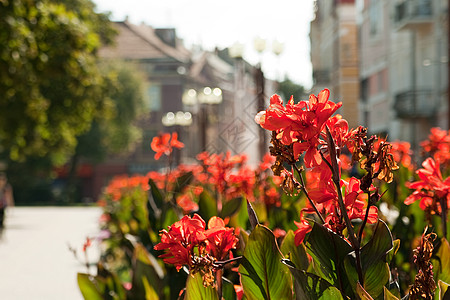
[174,171,194,194]
[436,238,450,284]
[132,243,164,299]
[281,260,343,300]
[305,222,353,286]
[363,261,390,299]
[361,220,393,271]
[386,239,400,265]
[230,196,249,230]
[148,178,164,208]
[198,190,218,221]
[356,282,374,300]
[161,206,180,230]
[247,199,259,230]
[220,197,243,218]
[222,278,238,300]
[438,280,450,300]
[77,273,104,300]
[360,220,393,298]
[239,225,293,300]
[281,230,310,271]
[148,178,163,226]
[383,286,400,300]
[184,272,218,300]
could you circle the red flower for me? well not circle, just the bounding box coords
[256,90,342,167]
[82,237,92,252]
[154,214,207,270]
[205,217,238,261]
[151,132,184,160]
[176,194,199,214]
[405,158,450,212]
[294,219,312,246]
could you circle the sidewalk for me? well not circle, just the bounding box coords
[0,207,102,300]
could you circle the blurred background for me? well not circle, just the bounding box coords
[0,0,448,205]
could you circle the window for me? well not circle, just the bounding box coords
[147,84,161,111]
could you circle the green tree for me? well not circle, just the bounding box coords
[64,61,148,202]
[277,77,305,101]
[0,0,115,164]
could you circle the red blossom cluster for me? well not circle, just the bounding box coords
[420,127,450,168]
[405,157,450,216]
[196,151,282,207]
[101,174,149,203]
[256,90,398,245]
[154,214,238,284]
[151,132,184,160]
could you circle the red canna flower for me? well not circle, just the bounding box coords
[154,214,207,270]
[151,132,184,160]
[176,194,199,214]
[294,219,312,246]
[204,216,238,261]
[82,237,92,252]
[405,158,450,213]
[420,127,450,168]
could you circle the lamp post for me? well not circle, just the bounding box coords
[182,87,223,151]
[162,111,192,164]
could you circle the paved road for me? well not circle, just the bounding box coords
[0,207,102,300]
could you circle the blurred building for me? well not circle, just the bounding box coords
[311,0,449,157]
[310,0,360,129]
[73,20,273,200]
[359,0,448,155]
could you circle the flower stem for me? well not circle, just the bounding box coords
[358,191,372,243]
[292,164,325,224]
[441,196,448,240]
[216,268,223,300]
[325,126,364,285]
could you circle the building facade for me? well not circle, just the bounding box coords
[71,20,272,200]
[311,0,448,158]
[359,0,448,155]
[310,0,360,129]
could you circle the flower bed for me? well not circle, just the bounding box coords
[78,89,450,300]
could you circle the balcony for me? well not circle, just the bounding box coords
[393,89,435,119]
[394,0,433,31]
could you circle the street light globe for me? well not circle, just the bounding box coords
[182,89,198,106]
[229,42,244,59]
[272,40,284,56]
[253,37,266,54]
[162,112,176,126]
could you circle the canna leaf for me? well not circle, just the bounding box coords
[383,286,400,300]
[173,171,194,195]
[247,199,259,230]
[198,190,218,222]
[305,222,352,287]
[435,238,450,284]
[131,243,164,299]
[438,279,450,300]
[239,225,292,300]
[360,220,393,299]
[185,272,218,300]
[280,230,310,271]
[357,282,374,300]
[77,273,105,300]
[220,197,243,218]
[282,259,343,300]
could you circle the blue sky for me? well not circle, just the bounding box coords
[93,0,315,88]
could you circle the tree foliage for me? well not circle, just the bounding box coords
[0,0,115,164]
[277,77,305,101]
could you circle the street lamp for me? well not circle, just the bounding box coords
[161,111,192,127]
[181,87,223,151]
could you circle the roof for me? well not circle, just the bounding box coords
[99,21,190,63]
